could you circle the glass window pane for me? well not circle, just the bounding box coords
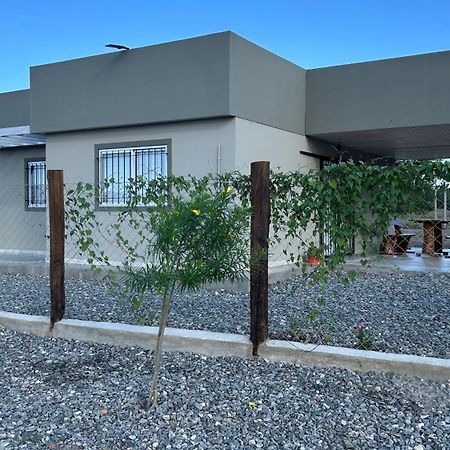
[99,145,167,206]
[99,150,132,205]
[136,146,168,179]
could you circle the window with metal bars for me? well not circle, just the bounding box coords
[26,160,47,208]
[98,145,168,206]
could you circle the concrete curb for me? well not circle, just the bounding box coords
[258,340,450,381]
[340,263,450,276]
[0,311,252,358]
[1,311,449,381]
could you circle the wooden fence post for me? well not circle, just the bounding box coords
[48,170,65,327]
[250,161,270,355]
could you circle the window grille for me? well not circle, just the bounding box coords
[98,145,168,206]
[26,161,47,208]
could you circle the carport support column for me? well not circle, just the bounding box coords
[48,170,65,327]
[250,161,270,355]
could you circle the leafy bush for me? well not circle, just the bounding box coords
[66,175,250,406]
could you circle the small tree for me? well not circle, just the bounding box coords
[66,176,250,406]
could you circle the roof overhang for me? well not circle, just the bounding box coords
[0,125,45,149]
[308,124,450,160]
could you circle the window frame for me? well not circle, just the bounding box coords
[95,139,172,211]
[24,158,47,211]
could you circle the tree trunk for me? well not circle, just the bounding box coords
[149,283,175,406]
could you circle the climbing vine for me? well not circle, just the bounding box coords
[229,159,450,279]
[66,158,450,285]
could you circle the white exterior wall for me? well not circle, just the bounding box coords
[46,116,321,184]
[45,118,236,182]
[234,117,319,173]
[45,118,237,264]
[45,116,322,265]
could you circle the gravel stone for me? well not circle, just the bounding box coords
[0,328,449,449]
[0,271,449,358]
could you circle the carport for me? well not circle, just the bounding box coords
[306,49,450,161]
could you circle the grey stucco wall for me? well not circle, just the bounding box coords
[306,50,450,135]
[30,32,307,136]
[30,33,231,134]
[0,90,30,128]
[229,34,306,135]
[0,146,46,252]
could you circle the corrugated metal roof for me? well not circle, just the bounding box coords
[0,125,45,148]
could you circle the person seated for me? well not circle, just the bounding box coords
[389,218,406,235]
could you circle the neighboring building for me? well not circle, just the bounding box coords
[1,31,450,255]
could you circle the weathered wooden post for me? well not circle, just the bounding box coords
[250,161,270,355]
[48,170,65,327]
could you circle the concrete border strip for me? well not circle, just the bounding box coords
[258,340,450,380]
[0,311,449,380]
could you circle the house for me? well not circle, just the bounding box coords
[1,31,450,256]
[0,90,46,254]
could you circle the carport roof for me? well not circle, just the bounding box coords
[0,125,45,149]
[309,124,450,160]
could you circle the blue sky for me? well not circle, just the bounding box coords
[1,0,450,92]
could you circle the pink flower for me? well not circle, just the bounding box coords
[356,322,366,332]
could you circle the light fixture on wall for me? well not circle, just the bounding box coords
[105,43,130,51]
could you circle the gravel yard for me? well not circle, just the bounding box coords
[0,272,449,358]
[0,327,449,450]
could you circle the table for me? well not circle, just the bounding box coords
[381,233,415,254]
[414,219,448,254]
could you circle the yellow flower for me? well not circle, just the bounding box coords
[225,186,233,194]
[247,401,257,408]
[192,209,201,216]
